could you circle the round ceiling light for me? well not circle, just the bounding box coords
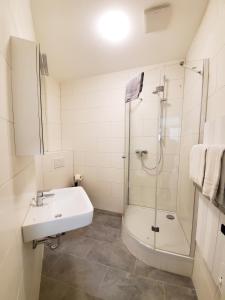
[97,10,130,43]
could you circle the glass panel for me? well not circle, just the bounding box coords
[126,67,161,249]
[155,61,204,256]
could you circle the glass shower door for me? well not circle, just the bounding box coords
[154,60,205,256]
[125,67,161,250]
[154,66,187,255]
[124,61,207,257]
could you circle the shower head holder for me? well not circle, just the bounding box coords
[152,85,164,94]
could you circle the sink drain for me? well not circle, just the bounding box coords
[166,214,175,220]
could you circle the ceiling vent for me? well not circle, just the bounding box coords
[144,3,172,33]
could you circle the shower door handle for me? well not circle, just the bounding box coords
[121,155,126,159]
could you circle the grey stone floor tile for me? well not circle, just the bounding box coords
[40,210,197,300]
[39,275,102,300]
[86,239,136,272]
[98,268,165,300]
[132,276,165,300]
[164,284,197,300]
[62,286,103,300]
[62,226,89,240]
[134,259,193,288]
[46,253,107,297]
[85,222,121,242]
[39,276,69,300]
[93,211,122,229]
[42,247,62,275]
[98,268,139,300]
[59,236,100,258]
[61,212,121,243]
[94,208,121,217]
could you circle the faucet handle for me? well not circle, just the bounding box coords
[36,196,44,207]
[37,191,44,197]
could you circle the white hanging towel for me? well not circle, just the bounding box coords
[125,72,144,103]
[202,145,225,201]
[189,144,207,188]
[213,154,225,213]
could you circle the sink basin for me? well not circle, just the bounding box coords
[22,186,93,242]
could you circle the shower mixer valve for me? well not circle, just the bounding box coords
[135,150,148,157]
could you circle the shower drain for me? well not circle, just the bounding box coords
[166,214,175,220]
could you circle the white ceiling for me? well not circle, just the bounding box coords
[31,0,208,81]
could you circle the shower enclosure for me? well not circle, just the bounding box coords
[122,60,209,275]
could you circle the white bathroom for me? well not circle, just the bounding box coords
[0,0,225,299]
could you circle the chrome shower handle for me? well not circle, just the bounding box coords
[135,150,148,156]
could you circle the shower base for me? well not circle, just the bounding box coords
[122,205,193,277]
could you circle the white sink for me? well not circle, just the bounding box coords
[22,186,93,242]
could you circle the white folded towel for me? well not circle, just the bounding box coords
[202,145,225,201]
[213,154,225,213]
[189,144,207,188]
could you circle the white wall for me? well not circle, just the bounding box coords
[61,71,126,213]
[60,62,184,213]
[194,120,225,300]
[41,150,74,190]
[40,76,74,190]
[0,1,43,299]
[185,0,225,299]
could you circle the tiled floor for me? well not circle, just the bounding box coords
[39,210,197,300]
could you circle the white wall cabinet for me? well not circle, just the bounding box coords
[11,36,44,155]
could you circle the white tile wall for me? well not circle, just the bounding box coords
[192,246,221,300]
[44,76,62,152]
[213,213,225,296]
[194,116,225,299]
[186,0,225,298]
[61,62,184,213]
[40,76,74,191]
[0,1,43,299]
[196,195,220,270]
[61,70,128,213]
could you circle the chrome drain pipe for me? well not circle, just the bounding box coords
[32,233,65,250]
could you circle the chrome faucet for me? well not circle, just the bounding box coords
[34,190,55,207]
[36,191,44,207]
